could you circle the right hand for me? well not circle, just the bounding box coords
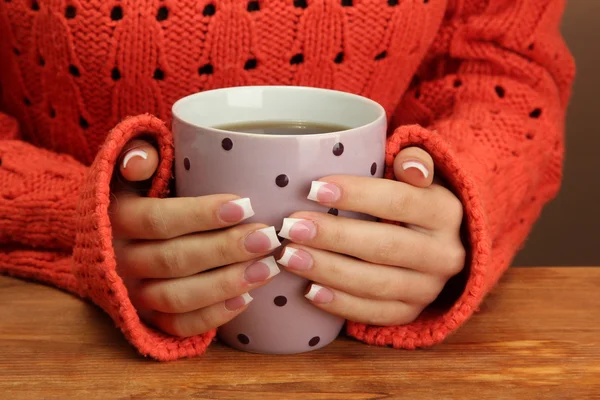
[109,140,282,337]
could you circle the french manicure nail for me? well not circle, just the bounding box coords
[244,226,281,253]
[402,161,429,179]
[244,256,280,283]
[305,284,334,304]
[307,181,341,203]
[278,218,316,242]
[219,198,255,223]
[225,293,253,311]
[277,247,313,271]
[122,149,148,169]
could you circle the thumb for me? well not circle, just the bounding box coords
[119,139,159,182]
[393,147,434,188]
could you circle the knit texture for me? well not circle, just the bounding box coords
[0,0,574,360]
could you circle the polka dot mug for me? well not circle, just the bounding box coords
[172,86,386,354]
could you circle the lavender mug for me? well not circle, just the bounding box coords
[172,86,386,354]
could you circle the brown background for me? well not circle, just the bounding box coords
[514,1,599,266]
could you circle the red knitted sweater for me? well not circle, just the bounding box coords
[0,0,574,361]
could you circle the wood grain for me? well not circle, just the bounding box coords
[1,267,599,400]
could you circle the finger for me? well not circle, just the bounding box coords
[279,213,465,274]
[110,193,256,240]
[277,245,446,305]
[306,176,461,230]
[137,295,251,337]
[130,256,280,313]
[392,147,435,188]
[116,224,282,279]
[119,140,159,182]
[303,283,423,326]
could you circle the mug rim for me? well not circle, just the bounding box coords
[171,86,386,139]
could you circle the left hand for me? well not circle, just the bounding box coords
[276,147,466,326]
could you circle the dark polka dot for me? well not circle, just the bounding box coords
[529,108,542,118]
[375,51,387,61]
[247,1,260,12]
[31,0,39,11]
[244,58,257,70]
[525,132,535,140]
[156,6,168,21]
[294,0,307,8]
[453,79,462,88]
[341,0,352,6]
[79,116,89,129]
[237,334,250,345]
[203,3,216,16]
[111,67,121,81]
[332,142,344,156]
[290,54,304,65]
[221,138,233,151]
[274,296,287,306]
[183,157,190,170]
[370,162,377,176]
[69,64,80,77]
[388,0,398,5]
[111,6,123,21]
[153,68,165,80]
[276,174,289,188]
[198,64,214,75]
[65,5,76,19]
[495,86,505,98]
[328,208,339,216]
[309,336,320,347]
[334,52,344,64]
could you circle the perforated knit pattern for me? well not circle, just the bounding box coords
[0,0,574,360]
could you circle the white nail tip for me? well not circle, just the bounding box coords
[257,226,281,250]
[402,161,429,179]
[122,149,148,169]
[277,247,297,267]
[259,256,281,279]
[307,181,327,201]
[240,292,254,305]
[305,284,325,301]
[278,218,305,240]
[230,198,255,220]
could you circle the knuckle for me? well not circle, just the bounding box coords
[164,315,192,337]
[157,245,183,277]
[216,272,239,297]
[443,192,464,227]
[387,190,409,218]
[143,202,170,238]
[442,243,466,277]
[372,237,399,264]
[157,285,187,313]
[415,283,443,305]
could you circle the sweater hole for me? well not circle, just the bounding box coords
[198,64,214,75]
[244,58,257,70]
[512,150,519,157]
[414,90,421,99]
[111,67,121,81]
[520,218,525,224]
[203,3,216,16]
[453,79,462,88]
[341,0,353,6]
[13,48,20,56]
[49,107,56,118]
[334,52,344,64]
[529,108,542,118]
[156,6,168,21]
[290,53,304,65]
[153,68,165,80]
[494,86,505,98]
[528,43,535,51]
[24,97,31,106]
[79,116,89,129]
[294,0,307,8]
[423,0,429,3]
[388,0,399,5]
[38,55,45,66]
[111,6,123,21]
[525,132,535,140]
[65,5,76,19]
[69,64,81,77]
[374,51,387,61]
[247,1,260,12]
[31,0,39,11]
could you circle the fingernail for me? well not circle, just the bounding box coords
[219,198,255,223]
[122,149,148,169]
[225,293,253,311]
[277,247,313,271]
[278,218,316,242]
[307,181,341,203]
[244,256,280,283]
[402,161,429,179]
[244,226,281,253]
[305,284,334,304]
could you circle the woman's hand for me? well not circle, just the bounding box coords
[277,147,465,326]
[110,140,282,337]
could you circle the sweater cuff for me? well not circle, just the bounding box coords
[345,124,492,348]
[72,114,215,361]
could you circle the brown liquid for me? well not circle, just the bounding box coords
[215,120,350,135]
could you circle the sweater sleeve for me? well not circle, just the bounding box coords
[346,0,575,348]
[0,113,215,361]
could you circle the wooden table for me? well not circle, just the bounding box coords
[1,267,598,399]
